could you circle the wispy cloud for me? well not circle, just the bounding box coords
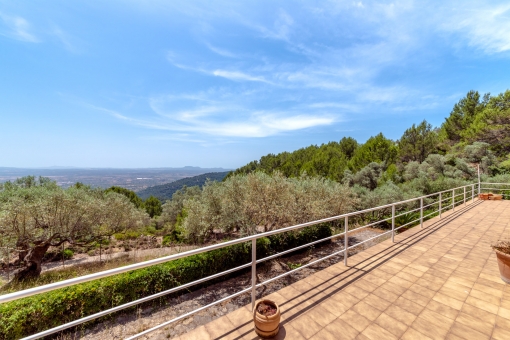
[88,92,337,139]
[212,70,270,83]
[441,3,510,53]
[51,25,79,52]
[205,43,238,58]
[0,12,38,42]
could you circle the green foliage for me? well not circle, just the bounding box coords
[398,120,438,163]
[144,196,162,218]
[440,90,489,143]
[287,262,302,270]
[177,172,355,243]
[105,186,144,209]
[137,172,229,201]
[0,226,331,339]
[344,162,384,190]
[113,230,142,241]
[162,225,186,245]
[42,249,74,262]
[348,133,397,172]
[227,140,356,181]
[158,186,201,230]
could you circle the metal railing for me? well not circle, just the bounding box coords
[480,182,510,196]
[0,183,481,340]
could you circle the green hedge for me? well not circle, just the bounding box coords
[0,225,331,339]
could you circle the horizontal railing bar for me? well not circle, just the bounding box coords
[256,231,346,264]
[480,182,510,185]
[422,211,437,219]
[256,248,347,288]
[126,286,253,340]
[480,188,510,191]
[394,210,417,219]
[394,217,421,231]
[422,201,439,209]
[20,262,253,340]
[349,217,392,231]
[347,230,393,249]
[398,206,422,215]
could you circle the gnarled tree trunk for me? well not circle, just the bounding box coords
[13,242,51,281]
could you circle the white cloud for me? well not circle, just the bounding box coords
[205,43,238,58]
[442,3,510,53]
[90,92,337,139]
[51,25,79,52]
[0,12,38,42]
[212,70,270,83]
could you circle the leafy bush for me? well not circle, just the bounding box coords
[42,249,74,262]
[113,230,142,241]
[162,225,186,246]
[0,225,331,339]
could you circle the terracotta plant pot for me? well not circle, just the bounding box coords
[253,300,280,338]
[479,193,492,200]
[495,250,510,284]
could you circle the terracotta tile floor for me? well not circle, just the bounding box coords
[165,200,510,339]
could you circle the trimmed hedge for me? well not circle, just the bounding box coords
[0,225,331,339]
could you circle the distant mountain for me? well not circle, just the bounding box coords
[136,172,230,201]
[0,167,230,191]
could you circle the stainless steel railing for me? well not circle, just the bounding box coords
[0,183,482,340]
[480,182,510,196]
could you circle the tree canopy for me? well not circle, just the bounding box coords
[0,178,149,280]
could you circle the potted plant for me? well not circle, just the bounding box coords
[253,299,281,338]
[492,240,510,283]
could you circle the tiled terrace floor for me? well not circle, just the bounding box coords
[170,200,510,340]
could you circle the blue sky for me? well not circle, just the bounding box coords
[1,1,509,168]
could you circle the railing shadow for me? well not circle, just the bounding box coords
[214,200,484,340]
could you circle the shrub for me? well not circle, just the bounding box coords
[42,249,74,262]
[113,230,141,241]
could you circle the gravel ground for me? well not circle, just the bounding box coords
[53,227,388,340]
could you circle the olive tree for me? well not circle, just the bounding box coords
[0,179,149,280]
[181,172,357,242]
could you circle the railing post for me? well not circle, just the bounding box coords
[472,184,475,202]
[344,216,349,266]
[251,239,256,311]
[464,186,466,206]
[439,192,442,219]
[478,164,481,195]
[452,188,455,212]
[6,247,9,282]
[391,204,395,243]
[420,197,423,228]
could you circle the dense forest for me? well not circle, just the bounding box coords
[229,90,510,181]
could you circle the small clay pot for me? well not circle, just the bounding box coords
[253,300,280,338]
[495,249,510,284]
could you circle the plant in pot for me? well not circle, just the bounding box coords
[492,240,510,283]
[254,300,281,338]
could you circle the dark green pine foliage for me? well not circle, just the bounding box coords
[398,120,438,164]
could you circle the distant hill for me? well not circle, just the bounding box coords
[0,167,229,191]
[136,172,230,201]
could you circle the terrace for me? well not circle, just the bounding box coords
[170,200,510,340]
[2,183,510,340]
